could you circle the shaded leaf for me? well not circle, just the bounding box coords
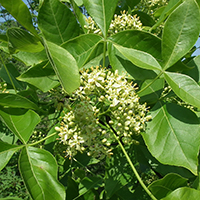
[79,176,103,196]
[38,0,80,45]
[142,102,200,175]
[0,93,39,110]
[139,78,165,104]
[45,41,80,94]
[0,140,22,171]
[148,173,188,199]
[132,11,155,26]
[164,71,200,109]
[0,107,40,144]
[114,44,162,71]
[61,34,103,68]
[0,0,37,35]
[19,146,65,200]
[83,0,118,37]
[18,61,59,92]
[161,187,200,200]
[7,28,43,54]
[162,0,200,69]
[0,63,25,90]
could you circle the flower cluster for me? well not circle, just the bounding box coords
[84,10,142,37]
[136,0,168,16]
[55,66,151,159]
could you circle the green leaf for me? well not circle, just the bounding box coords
[108,42,157,80]
[142,102,200,175]
[0,140,22,171]
[109,30,162,60]
[162,0,200,69]
[83,0,118,37]
[45,41,80,94]
[139,78,165,104]
[0,0,37,35]
[70,0,88,33]
[13,50,48,66]
[164,71,200,109]
[114,44,162,71]
[183,55,200,83]
[79,176,103,196]
[161,187,200,200]
[19,146,65,200]
[148,173,188,199]
[0,93,39,110]
[0,120,18,144]
[132,11,155,26]
[152,0,182,30]
[38,0,80,45]
[18,61,59,92]
[61,34,103,68]
[7,28,44,54]
[0,108,40,144]
[0,63,25,90]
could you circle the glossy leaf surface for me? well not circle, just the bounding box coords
[161,187,200,200]
[62,34,102,68]
[46,41,80,94]
[0,0,37,35]
[0,140,22,171]
[114,44,162,71]
[0,108,40,144]
[38,0,80,45]
[109,30,162,60]
[162,0,200,69]
[83,0,118,37]
[164,71,200,109]
[19,146,65,200]
[148,173,188,199]
[142,102,200,175]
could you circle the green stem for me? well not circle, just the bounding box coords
[29,132,58,146]
[0,53,17,93]
[106,123,157,200]
[137,72,163,95]
[103,39,107,68]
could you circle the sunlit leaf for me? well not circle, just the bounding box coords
[19,146,65,200]
[45,41,80,94]
[83,0,118,37]
[7,28,43,54]
[162,0,200,69]
[18,61,59,92]
[0,108,40,144]
[0,0,37,35]
[164,71,200,109]
[61,34,103,68]
[161,187,200,200]
[38,0,80,45]
[114,44,162,71]
[142,102,200,175]
[148,173,188,199]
